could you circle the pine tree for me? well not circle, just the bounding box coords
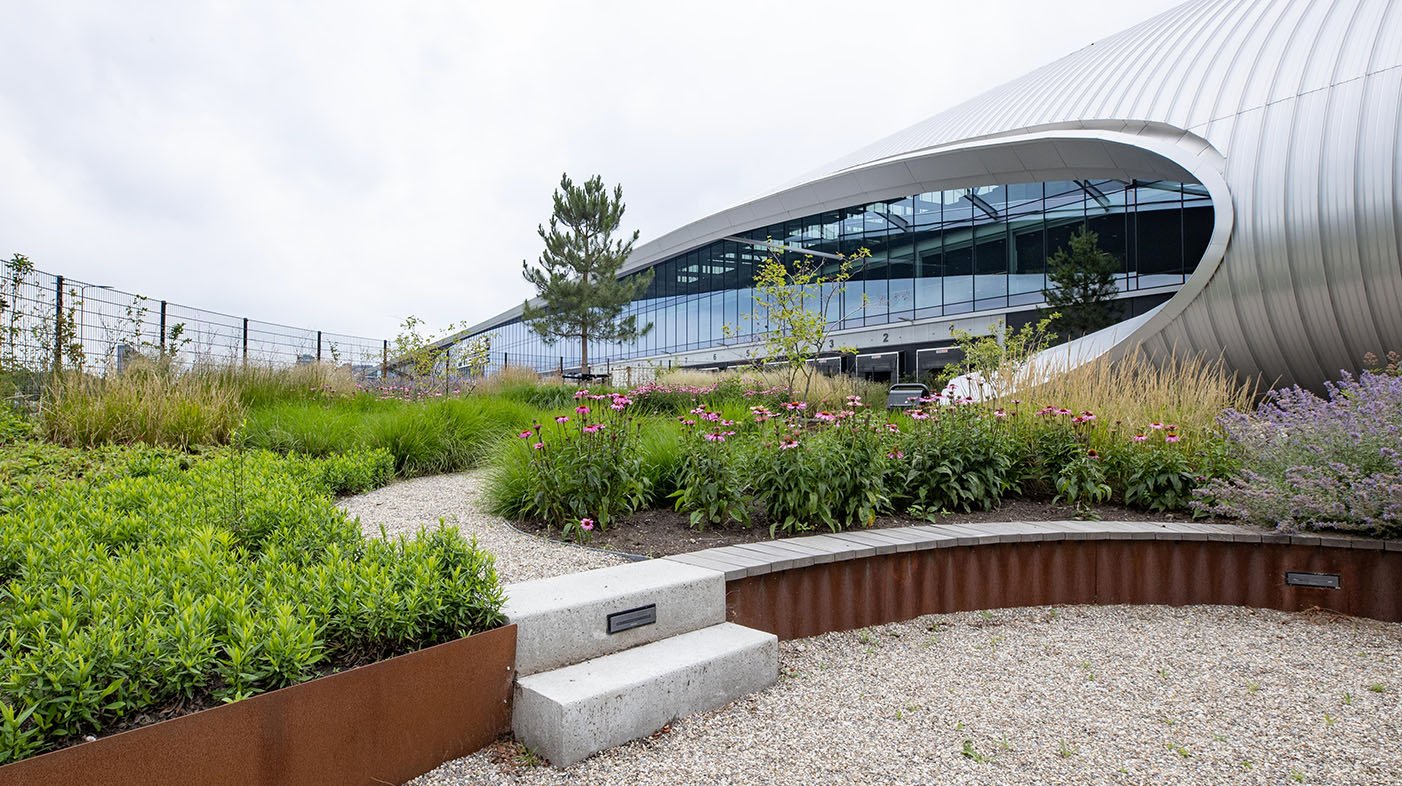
[521,174,653,376]
[1043,227,1121,337]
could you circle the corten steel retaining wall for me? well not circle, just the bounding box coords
[0,625,517,786]
[723,539,1401,642]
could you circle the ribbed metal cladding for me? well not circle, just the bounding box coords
[624,0,1402,389]
[726,542,1400,641]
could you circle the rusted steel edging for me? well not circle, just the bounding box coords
[678,523,1402,641]
[0,624,518,786]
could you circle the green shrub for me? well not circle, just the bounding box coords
[636,421,685,506]
[497,393,649,538]
[750,405,891,535]
[0,405,33,444]
[288,449,395,496]
[1053,451,1112,509]
[669,410,750,529]
[242,395,536,477]
[0,445,502,764]
[890,404,1018,513]
[196,362,358,409]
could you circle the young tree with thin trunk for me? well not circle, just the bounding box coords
[521,174,652,377]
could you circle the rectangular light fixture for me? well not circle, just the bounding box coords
[1285,571,1341,589]
[607,604,657,635]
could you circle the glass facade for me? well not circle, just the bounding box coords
[471,179,1213,371]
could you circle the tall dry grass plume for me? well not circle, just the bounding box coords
[1018,347,1257,433]
[40,359,361,449]
[474,364,551,394]
[657,366,887,406]
[42,361,242,449]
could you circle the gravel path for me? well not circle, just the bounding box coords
[412,604,1402,786]
[339,471,629,583]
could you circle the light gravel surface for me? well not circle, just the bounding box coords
[338,471,628,583]
[411,604,1402,786]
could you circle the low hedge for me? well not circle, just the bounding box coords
[0,445,504,764]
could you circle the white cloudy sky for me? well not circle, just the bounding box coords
[0,1,1185,341]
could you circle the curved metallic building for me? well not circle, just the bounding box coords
[458,0,1402,389]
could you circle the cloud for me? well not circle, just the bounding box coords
[0,0,1185,342]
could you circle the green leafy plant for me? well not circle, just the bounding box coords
[890,403,1017,514]
[961,739,992,763]
[669,407,750,529]
[510,390,648,539]
[0,443,503,765]
[750,399,890,535]
[1054,451,1112,512]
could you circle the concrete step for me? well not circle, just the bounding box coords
[502,559,725,676]
[512,622,778,767]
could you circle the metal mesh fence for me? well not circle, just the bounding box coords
[0,259,390,380]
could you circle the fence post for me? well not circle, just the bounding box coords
[381,340,388,378]
[241,318,249,366]
[53,275,63,374]
[316,330,322,363]
[159,301,167,352]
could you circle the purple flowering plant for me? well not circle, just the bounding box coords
[668,406,749,529]
[515,389,648,541]
[1193,370,1402,535]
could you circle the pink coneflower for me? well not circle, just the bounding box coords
[1165,433,1181,443]
[533,442,545,450]
[691,406,707,415]
[1149,422,1165,430]
[909,410,929,420]
[1132,434,1148,442]
[886,423,900,433]
[993,408,1007,418]
[682,419,696,426]
[887,450,905,460]
[574,389,589,399]
[704,432,726,442]
[702,412,721,422]
[815,411,836,422]
[1080,410,1096,421]
[576,405,590,415]
[1056,408,1072,416]
[555,415,570,424]
[583,424,603,434]
[1037,406,1057,416]
[1087,449,1100,460]
[779,438,799,450]
[518,431,533,439]
[580,518,594,531]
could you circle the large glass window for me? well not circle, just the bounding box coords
[462,178,1212,363]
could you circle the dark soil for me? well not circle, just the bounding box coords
[521,500,1230,559]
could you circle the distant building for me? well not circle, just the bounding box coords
[450,0,1402,388]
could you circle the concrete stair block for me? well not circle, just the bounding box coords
[502,559,725,676]
[512,622,778,767]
